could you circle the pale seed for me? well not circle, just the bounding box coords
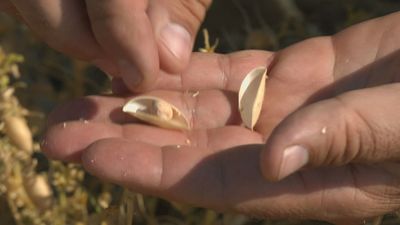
[4,116,33,152]
[123,96,190,130]
[238,67,268,130]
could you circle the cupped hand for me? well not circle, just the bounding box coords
[43,12,400,224]
[0,0,211,90]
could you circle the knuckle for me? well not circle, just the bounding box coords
[216,54,230,89]
[333,96,377,163]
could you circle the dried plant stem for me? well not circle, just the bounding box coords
[119,189,135,225]
[370,216,383,225]
[6,163,39,224]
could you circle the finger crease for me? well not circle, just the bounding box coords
[157,146,167,191]
[217,54,230,90]
[215,152,229,209]
[180,0,203,24]
[191,91,200,129]
[336,97,377,161]
[197,0,211,10]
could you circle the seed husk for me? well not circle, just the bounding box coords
[123,96,190,130]
[238,67,268,130]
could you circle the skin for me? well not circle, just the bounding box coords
[0,0,211,90]
[43,11,400,225]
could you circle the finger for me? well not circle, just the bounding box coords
[84,0,158,91]
[42,121,188,162]
[81,127,262,202]
[110,51,275,93]
[42,121,120,162]
[260,83,400,181]
[44,89,240,162]
[9,0,117,74]
[147,0,211,73]
[47,95,128,126]
[81,136,392,222]
[149,50,275,92]
[47,90,240,129]
[43,122,261,164]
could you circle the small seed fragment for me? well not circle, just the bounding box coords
[123,96,190,130]
[238,67,268,130]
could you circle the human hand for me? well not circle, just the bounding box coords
[43,12,400,224]
[0,0,211,90]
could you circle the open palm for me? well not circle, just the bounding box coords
[44,13,400,224]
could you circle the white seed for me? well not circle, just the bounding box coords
[4,116,33,152]
[238,67,268,130]
[123,96,190,130]
[23,175,53,210]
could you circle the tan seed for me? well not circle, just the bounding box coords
[4,116,33,152]
[123,96,190,130]
[238,67,268,130]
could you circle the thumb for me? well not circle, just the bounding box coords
[148,0,211,74]
[260,83,400,181]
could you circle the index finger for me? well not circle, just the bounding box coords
[81,137,385,223]
[85,0,158,90]
[112,50,274,93]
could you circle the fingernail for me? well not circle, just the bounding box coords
[118,60,143,87]
[160,23,191,60]
[278,145,309,180]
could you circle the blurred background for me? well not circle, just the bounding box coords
[0,0,400,224]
